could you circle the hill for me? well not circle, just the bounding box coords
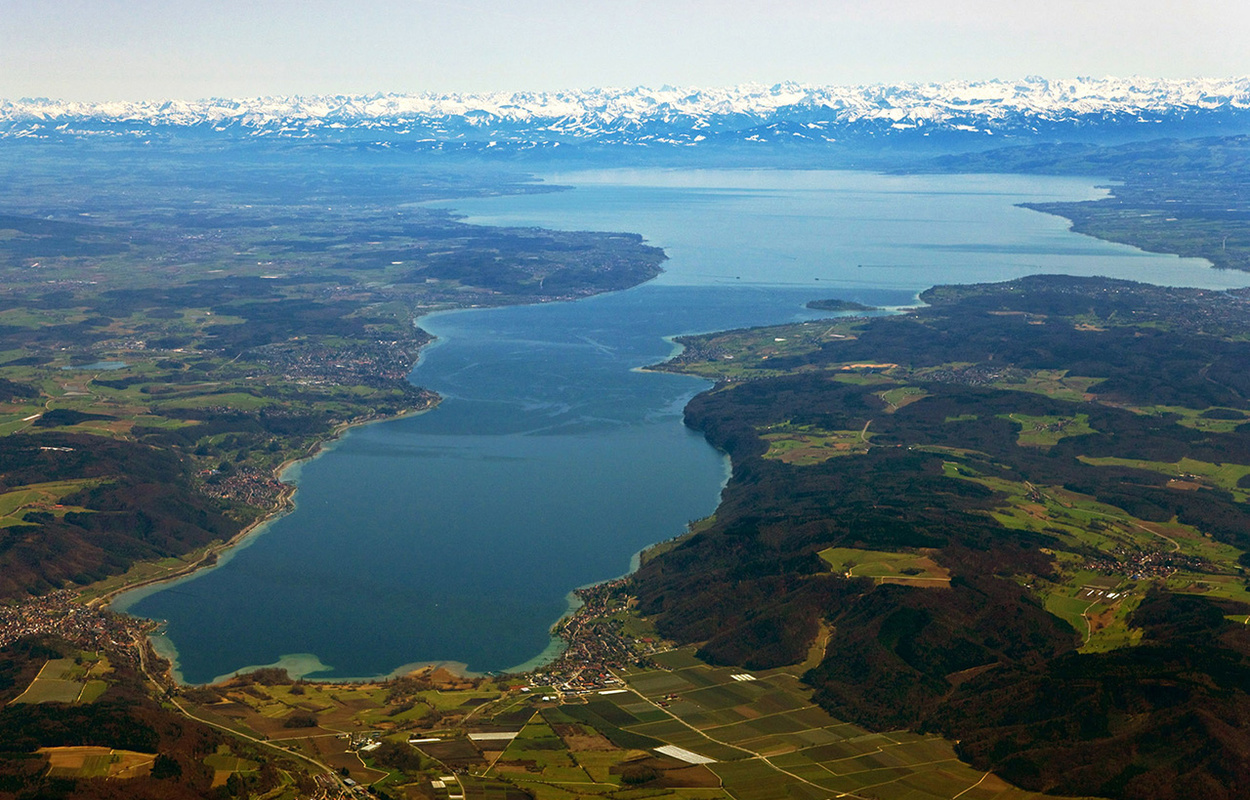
[641,275,1250,799]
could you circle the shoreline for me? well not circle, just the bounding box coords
[92,301,903,687]
[91,401,442,688]
[92,402,440,614]
[94,286,668,686]
[120,290,753,687]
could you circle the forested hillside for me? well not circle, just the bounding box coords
[641,275,1250,799]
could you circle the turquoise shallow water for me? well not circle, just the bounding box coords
[116,170,1250,684]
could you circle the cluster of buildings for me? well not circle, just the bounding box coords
[245,339,423,386]
[926,363,1028,387]
[0,589,147,665]
[1083,548,1211,580]
[311,772,367,799]
[532,579,664,696]
[343,732,383,753]
[198,466,288,508]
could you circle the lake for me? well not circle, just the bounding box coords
[115,169,1249,684]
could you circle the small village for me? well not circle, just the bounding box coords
[1083,548,1214,580]
[528,578,668,697]
[0,589,149,667]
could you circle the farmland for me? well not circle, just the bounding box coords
[0,143,666,600]
[38,746,155,780]
[819,548,951,588]
[11,653,111,705]
[761,426,872,464]
[631,275,1250,797]
[165,644,1070,800]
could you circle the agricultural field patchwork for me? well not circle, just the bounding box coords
[12,653,110,705]
[164,646,1076,800]
[761,427,871,463]
[38,746,155,780]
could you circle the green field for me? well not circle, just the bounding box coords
[12,655,110,704]
[656,320,874,382]
[818,547,951,587]
[204,750,260,778]
[1004,370,1104,403]
[878,386,928,412]
[760,427,871,464]
[0,480,97,528]
[1126,404,1250,433]
[1002,413,1095,448]
[1166,573,1250,605]
[941,463,1236,564]
[39,747,155,780]
[1079,455,1250,503]
[601,652,1076,800]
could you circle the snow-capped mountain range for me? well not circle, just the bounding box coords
[4,77,1249,148]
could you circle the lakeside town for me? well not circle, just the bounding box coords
[0,589,151,669]
[530,577,668,697]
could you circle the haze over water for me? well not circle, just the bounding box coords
[116,170,1250,684]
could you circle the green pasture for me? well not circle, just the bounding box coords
[1079,455,1250,502]
[1001,413,1094,447]
[878,386,928,411]
[1082,596,1146,652]
[831,371,895,386]
[1042,592,1095,642]
[650,650,711,671]
[1034,559,1149,652]
[13,677,81,704]
[492,716,594,784]
[12,655,109,704]
[78,680,109,703]
[711,760,806,800]
[0,480,97,527]
[1166,572,1250,606]
[0,307,85,328]
[943,464,1237,565]
[1002,369,1103,403]
[761,428,870,463]
[818,547,950,587]
[0,406,47,435]
[155,391,274,411]
[77,549,215,602]
[678,684,758,712]
[1127,404,1250,433]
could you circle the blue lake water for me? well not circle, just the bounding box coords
[116,170,1250,684]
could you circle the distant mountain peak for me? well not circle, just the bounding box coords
[3,77,1249,149]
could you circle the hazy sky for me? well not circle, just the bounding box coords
[3,0,1248,101]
